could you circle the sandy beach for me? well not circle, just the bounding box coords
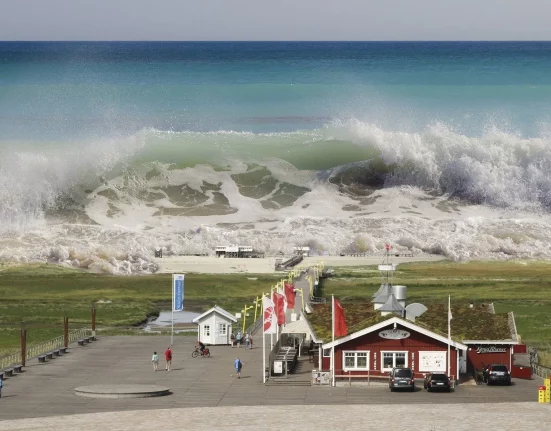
[154,254,446,274]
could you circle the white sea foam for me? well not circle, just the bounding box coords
[1,121,551,273]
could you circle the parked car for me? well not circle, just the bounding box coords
[423,373,452,392]
[483,364,512,385]
[389,367,415,392]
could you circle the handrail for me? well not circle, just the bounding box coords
[0,328,91,370]
[0,351,22,371]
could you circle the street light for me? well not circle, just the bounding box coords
[242,304,254,332]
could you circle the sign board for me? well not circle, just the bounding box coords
[476,346,507,354]
[235,313,242,319]
[419,351,447,372]
[379,329,411,340]
[274,361,283,374]
[312,370,331,385]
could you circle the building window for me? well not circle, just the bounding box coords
[381,351,408,371]
[203,325,210,336]
[219,323,227,335]
[323,349,331,357]
[342,351,370,371]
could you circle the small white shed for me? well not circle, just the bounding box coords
[192,306,238,345]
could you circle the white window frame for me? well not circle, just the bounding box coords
[342,350,370,372]
[203,325,210,337]
[381,350,408,372]
[218,323,227,335]
[323,349,331,357]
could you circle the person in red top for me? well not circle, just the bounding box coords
[164,347,172,371]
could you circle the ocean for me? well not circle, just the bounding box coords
[1,41,551,273]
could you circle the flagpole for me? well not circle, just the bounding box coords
[331,294,335,387]
[171,274,174,346]
[263,326,266,383]
[447,295,451,377]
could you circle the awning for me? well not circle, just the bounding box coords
[281,318,313,335]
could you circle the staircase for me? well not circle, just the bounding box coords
[265,355,313,386]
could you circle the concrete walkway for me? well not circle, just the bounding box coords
[0,336,544,422]
[1,403,549,430]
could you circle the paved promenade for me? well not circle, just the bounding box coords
[1,403,550,430]
[0,336,544,423]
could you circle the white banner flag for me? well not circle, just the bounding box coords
[263,296,277,334]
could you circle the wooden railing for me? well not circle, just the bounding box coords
[532,364,551,379]
[0,351,22,371]
[0,328,91,370]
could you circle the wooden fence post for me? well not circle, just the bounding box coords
[64,317,69,348]
[20,323,27,367]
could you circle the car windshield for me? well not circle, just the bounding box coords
[491,365,508,372]
[431,374,448,381]
[394,369,412,377]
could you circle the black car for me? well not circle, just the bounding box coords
[483,364,512,385]
[423,373,452,392]
[389,367,415,392]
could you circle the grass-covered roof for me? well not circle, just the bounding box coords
[307,302,513,343]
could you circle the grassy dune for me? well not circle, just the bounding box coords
[1,260,550,367]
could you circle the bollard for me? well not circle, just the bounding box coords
[545,378,550,403]
[538,386,546,403]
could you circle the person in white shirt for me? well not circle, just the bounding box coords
[151,351,159,371]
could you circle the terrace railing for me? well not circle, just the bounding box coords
[0,351,22,371]
[532,364,551,379]
[0,328,91,370]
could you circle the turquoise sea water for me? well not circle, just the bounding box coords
[1,42,551,270]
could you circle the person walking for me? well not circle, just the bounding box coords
[235,331,242,348]
[244,333,251,349]
[0,375,3,398]
[234,357,242,379]
[249,334,253,349]
[164,347,172,371]
[230,332,236,347]
[151,351,159,371]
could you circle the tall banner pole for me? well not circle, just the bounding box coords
[263,327,266,383]
[171,274,185,347]
[447,295,451,378]
[171,274,174,346]
[331,294,335,387]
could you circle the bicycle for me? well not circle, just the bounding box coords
[192,346,210,358]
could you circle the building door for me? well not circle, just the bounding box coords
[216,322,228,344]
[202,324,211,344]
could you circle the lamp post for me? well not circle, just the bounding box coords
[242,304,254,333]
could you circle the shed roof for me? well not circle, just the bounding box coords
[192,305,238,324]
[372,284,393,304]
[378,293,405,312]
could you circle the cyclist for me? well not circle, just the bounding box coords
[196,340,206,356]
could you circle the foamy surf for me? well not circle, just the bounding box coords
[1,121,551,273]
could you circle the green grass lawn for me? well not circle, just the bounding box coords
[1,260,550,367]
[0,263,281,354]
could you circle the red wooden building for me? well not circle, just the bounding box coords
[307,304,529,385]
[319,317,467,382]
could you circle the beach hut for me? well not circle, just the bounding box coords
[192,306,238,345]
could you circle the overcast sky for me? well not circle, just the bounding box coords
[1,0,550,41]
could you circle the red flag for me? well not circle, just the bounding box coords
[333,298,348,337]
[284,282,296,309]
[385,243,391,251]
[263,296,276,334]
[272,292,286,325]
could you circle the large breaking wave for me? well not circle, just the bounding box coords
[1,119,551,273]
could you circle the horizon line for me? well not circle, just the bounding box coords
[2,40,551,43]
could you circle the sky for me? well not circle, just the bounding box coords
[1,0,551,41]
